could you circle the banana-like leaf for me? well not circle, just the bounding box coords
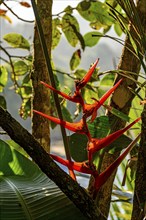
[0,140,86,220]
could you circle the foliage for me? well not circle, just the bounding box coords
[0,0,146,219]
[34,66,141,194]
[0,139,86,220]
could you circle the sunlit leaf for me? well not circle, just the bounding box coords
[14,60,29,76]
[0,66,8,92]
[74,69,86,80]
[64,5,73,14]
[84,31,102,47]
[3,33,30,50]
[19,98,31,119]
[0,140,86,219]
[83,86,98,104]
[22,74,32,87]
[79,1,91,11]
[114,23,123,36]
[62,14,80,47]
[100,73,115,86]
[52,18,61,49]
[77,1,114,28]
[70,49,81,70]
[17,86,32,99]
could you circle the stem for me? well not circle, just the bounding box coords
[31,0,75,179]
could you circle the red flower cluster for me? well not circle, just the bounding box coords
[33,59,140,192]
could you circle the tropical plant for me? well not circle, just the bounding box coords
[0,0,146,219]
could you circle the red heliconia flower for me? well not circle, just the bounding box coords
[94,133,141,193]
[75,59,99,91]
[88,117,141,162]
[83,78,123,121]
[50,154,98,176]
[33,110,91,138]
[40,81,84,107]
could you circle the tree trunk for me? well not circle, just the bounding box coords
[88,0,145,218]
[31,0,52,153]
[131,98,146,220]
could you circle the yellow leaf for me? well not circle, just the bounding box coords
[0,15,12,24]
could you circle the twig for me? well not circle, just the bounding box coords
[3,2,34,23]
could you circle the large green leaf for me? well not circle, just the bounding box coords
[3,33,30,50]
[68,116,110,162]
[68,134,88,162]
[0,140,87,220]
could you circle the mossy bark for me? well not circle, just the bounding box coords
[31,0,52,153]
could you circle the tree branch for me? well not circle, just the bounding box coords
[0,106,104,220]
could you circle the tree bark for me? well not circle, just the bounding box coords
[0,106,105,220]
[88,0,146,218]
[31,0,52,153]
[131,100,146,220]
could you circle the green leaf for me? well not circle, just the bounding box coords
[88,116,110,138]
[17,86,32,99]
[83,86,98,104]
[64,5,73,14]
[19,98,31,119]
[62,105,73,122]
[79,1,91,11]
[68,134,88,162]
[114,22,123,36]
[84,31,102,47]
[3,33,30,50]
[62,14,80,47]
[100,73,115,86]
[0,140,86,219]
[0,95,7,109]
[68,116,110,162]
[104,105,131,122]
[70,50,81,70]
[74,69,87,80]
[14,60,29,76]
[77,1,114,27]
[107,135,138,153]
[22,74,32,87]
[0,139,39,176]
[0,66,8,92]
[52,18,61,49]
